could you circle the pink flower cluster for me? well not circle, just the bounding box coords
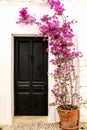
[48,0,65,15]
[16,7,36,24]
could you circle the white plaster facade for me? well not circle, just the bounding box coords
[78,1,87,122]
[0,0,87,125]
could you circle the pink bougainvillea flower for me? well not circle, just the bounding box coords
[48,0,65,15]
[16,7,36,24]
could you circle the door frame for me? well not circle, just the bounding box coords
[12,34,49,116]
[11,34,57,123]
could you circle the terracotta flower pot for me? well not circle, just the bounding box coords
[57,106,79,130]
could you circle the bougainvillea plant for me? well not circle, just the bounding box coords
[16,0,83,110]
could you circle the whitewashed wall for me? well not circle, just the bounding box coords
[0,0,86,125]
[0,0,56,125]
[78,1,87,122]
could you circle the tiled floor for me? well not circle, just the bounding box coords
[1,116,59,130]
[1,116,87,130]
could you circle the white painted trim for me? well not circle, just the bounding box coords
[11,34,14,123]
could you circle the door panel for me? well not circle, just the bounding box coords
[14,37,48,115]
[16,92,30,115]
[19,42,30,81]
[33,40,44,80]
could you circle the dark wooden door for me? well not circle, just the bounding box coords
[14,37,48,115]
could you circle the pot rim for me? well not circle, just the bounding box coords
[57,105,79,112]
